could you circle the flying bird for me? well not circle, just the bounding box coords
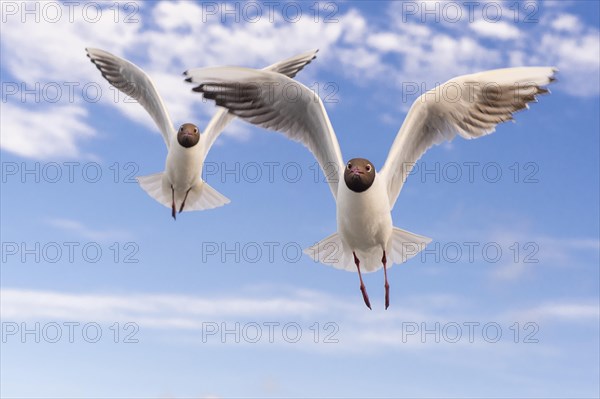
[86,48,318,219]
[184,63,556,308]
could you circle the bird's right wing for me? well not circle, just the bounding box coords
[380,67,557,208]
[262,49,319,78]
[185,67,344,199]
[198,50,319,160]
[86,47,174,148]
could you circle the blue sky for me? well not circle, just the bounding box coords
[1,1,599,397]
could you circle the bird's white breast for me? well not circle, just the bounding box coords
[165,136,204,190]
[336,173,393,253]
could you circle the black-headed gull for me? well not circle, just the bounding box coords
[184,63,556,308]
[86,48,317,219]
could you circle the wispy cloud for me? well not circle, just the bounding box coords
[0,103,95,160]
[2,286,596,352]
[509,302,599,322]
[422,222,599,282]
[46,218,133,242]
[1,1,598,161]
[551,13,582,33]
[490,231,600,281]
[470,20,521,40]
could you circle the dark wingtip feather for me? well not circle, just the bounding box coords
[537,87,550,95]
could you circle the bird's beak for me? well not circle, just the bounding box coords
[351,167,363,176]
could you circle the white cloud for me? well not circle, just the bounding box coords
[0,3,141,84]
[367,32,405,53]
[3,286,597,352]
[396,22,432,38]
[335,46,387,80]
[507,50,527,67]
[551,13,581,33]
[0,2,141,160]
[0,285,469,353]
[509,303,599,323]
[151,0,204,31]
[339,8,368,44]
[489,232,600,281]
[470,20,521,40]
[398,34,502,88]
[46,218,133,242]
[0,103,95,159]
[0,287,320,320]
[544,33,599,69]
[0,1,351,160]
[427,224,599,282]
[142,1,347,70]
[1,1,598,161]
[533,31,600,97]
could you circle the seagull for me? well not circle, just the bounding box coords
[85,48,318,219]
[184,63,557,308]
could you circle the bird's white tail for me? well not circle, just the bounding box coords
[304,232,352,271]
[304,227,431,273]
[137,172,230,211]
[386,227,432,266]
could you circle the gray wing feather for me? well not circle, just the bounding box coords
[185,65,343,199]
[380,66,557,208]
[86,47,174,148]
[198,50,319,159]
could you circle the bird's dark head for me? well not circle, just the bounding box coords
[344,158,376,193]
[177,123,200,148]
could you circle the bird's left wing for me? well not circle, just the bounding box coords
[86,47,175,148]
[198,50,319,160]
[380,67,557,208]
[184,66,344,199]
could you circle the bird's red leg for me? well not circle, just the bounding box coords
[354,252,371,310]
[179,187,192,213]
[171,185,176,220]
[382,251,389,310]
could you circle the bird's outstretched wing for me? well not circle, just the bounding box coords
[199,50,319,161]
[380,67,557,208]
[86,47,174,148]
[185,66,344,199]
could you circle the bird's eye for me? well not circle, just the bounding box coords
[366,164,372,172]
[194,128,198,133]
[347,163,352,170]
[179,126,183,131]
